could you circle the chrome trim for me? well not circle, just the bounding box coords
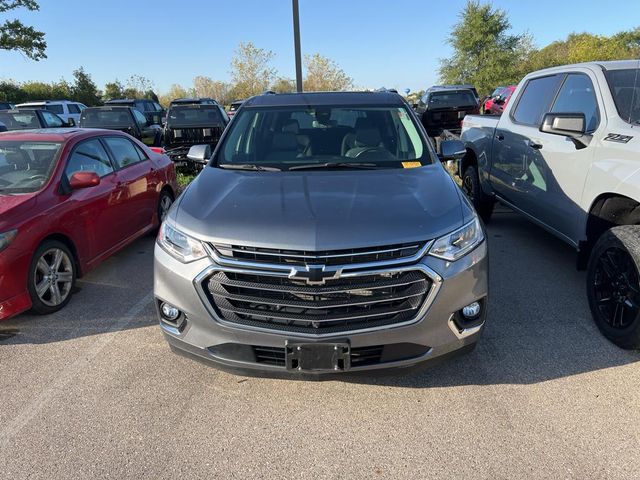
[193,263,443,338]
[447,315,484,339]
[216,244,424,260]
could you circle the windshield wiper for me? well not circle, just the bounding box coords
[289,162,380,171]
[218,164,281,172]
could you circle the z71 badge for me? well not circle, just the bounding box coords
[604,133,633,143]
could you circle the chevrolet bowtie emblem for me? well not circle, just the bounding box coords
[289,264,338,285]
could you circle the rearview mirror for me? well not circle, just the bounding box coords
[540,112,585,138]
[438,140,466,161]
[69,171,100,190]
[187,144,212,164]
[66,118,76,127]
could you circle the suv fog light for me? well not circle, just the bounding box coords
[161,302,181,322]
[462,301,481,319]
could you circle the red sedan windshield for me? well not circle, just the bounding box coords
[0,141,62,194]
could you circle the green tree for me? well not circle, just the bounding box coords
[439,0,532,95]
[271,77,296,93]
[0,0,46,60]
[71,67,102,106]
[303,53,353,92]
[158,83,189,107]
[103,80,125,101]
[229,41,276,98]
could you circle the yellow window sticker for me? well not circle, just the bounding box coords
[402,161,422,169]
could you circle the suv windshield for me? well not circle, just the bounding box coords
[429,90,477,108]
[0,141,62,193]
[605,68,640,124]
[217,105,429,170]
[81,109,132,127]
[0,111,40,130]
[167,105,224,127]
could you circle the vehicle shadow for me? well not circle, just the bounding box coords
[343,208,640,387]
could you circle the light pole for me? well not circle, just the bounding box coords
[292,0,303,92]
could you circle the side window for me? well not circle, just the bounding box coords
[65,139,114,178]
[512,75,563,126]
[134,102,146,112]
[68,104,81,114]
[41,111,65,128]
[550,74,600,132]
[133,109,148,126]
[103,137,144,169]
[44,104,64,114]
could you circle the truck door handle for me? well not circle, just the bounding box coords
[528,141,543,150]
[496,134,505,141]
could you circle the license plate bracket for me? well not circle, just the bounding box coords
[285,342,350,372]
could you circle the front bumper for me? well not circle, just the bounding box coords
[153,240,488,375]
[0,245,32,321]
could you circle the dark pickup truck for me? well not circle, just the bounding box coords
[163,103,229,168]
[415,86,479,137]
[79,106,163,146]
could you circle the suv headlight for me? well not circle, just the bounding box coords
[429,217,484,261]
[0,229,18,253]
[157,222,207,263]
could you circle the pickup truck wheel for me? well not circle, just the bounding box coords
[587,226,640,349]
[462,165,494,223]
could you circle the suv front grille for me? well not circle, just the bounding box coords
[212,243,425,267]
[204,270,432,335]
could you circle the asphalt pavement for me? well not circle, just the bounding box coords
[1,207,639,479]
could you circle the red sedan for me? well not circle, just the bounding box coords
[0,128,177,321]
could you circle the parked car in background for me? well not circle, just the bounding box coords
[170,97,219,106]
[0,128,177,321]
[227,100,244,118]
[486,85,516,115]
[163,101,229,168]
[460,60,640,349]
[0,102,14,111]
[15,100,86,124]
[0,108,74,130]
[155,90,488,375]
[415,86,480,137]
[79,106,163,146]
[481,86,506,113]
[104,98,165,126]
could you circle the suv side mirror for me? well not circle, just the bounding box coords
[438,140,466,161]
[69,171,100,190]
[540,112,585,138]
[66,118,76,127]
[187,144,212,164]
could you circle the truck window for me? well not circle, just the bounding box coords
[512,75,562,126]
[550,74,600,132]
[605,68,640,125]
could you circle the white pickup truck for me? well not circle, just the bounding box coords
[460,60,640,349]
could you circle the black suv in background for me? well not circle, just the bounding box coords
[104,98,165,126]
[415,86,479,137]
[163,102,229,168]
[0,108,73,130]
[170,97,218,106]
[79,106,163,146]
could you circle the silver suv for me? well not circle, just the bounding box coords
[154,91,488,375]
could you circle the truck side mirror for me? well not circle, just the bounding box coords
[438,140,466,161]
[187,144,212,164]
[540,113,586,137]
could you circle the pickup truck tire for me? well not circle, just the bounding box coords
[587,226,640,349]
[462,165,494,223]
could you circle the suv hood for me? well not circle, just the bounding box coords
[175,165,466,251]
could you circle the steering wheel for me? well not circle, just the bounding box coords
[354,146,390,158]
[28,174,46,181]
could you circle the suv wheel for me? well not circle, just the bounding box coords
[462,165,494,223]
[587,226,640,349]
[27,240,76,315]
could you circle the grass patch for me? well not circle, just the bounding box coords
[177,171,197,193]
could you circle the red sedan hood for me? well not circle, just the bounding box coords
[0,193,38,231]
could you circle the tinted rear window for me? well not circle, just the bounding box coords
[167,106,224,127]
[0,111,41,130]
[428,91,477,108]
[80,109,133,127]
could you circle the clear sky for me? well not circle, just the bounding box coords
[1,0,639,94]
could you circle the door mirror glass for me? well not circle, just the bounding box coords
[187,144,212,163]
[540,112,586,138]
[438,140,466,161]
[69,171,100,190]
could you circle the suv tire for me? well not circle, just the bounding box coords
[462,165,494,223]
[587,226,640,349]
